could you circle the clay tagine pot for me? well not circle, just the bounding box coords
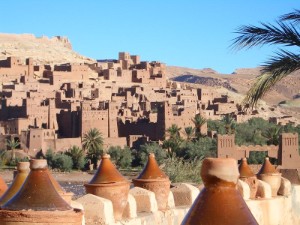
[0,172,8,198]
[0,159,83,225]
[47,170,74,204]
[181,158,258,225]
[257,157,281,197]
[132,153,171,210]
[239,158,258,199]
[0,162,30,205]
[85,154,130,221]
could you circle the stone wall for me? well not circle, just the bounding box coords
[73,180,300,225]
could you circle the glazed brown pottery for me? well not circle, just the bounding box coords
[47,170,73,204]
[0,162,30,205]
[181,158,258,225]
[132,153,171,210]
[0,173,8,198]
[1,159,72,211]
[0,159,83,225]
[239,158,258,199]
[257,157,281,197]
[85,154,130,221]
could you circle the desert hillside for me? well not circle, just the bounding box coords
[166,66,300,106]
[0,33,95,65]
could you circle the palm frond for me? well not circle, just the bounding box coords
[231,21,300,50]
[280,9,300,25]
[261,50,300,76]
[243,50,300,109]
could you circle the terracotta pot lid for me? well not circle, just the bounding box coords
[17,162,30,172]
[88,154,128,184]
[239,158,254,177]
[201,158,239,186]
[0,162,30,206]
[136,153,169,180]
[257,157,279,174]
[1,159,72,211]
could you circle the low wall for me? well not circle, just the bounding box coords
[73,180,300,225]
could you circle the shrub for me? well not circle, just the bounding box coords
[163,155,202,183]
[66,146,85,170]
[108,146,132,169]
[7,156,29,167]
[0,150,8,167]
[45,149,55,168]
[52,153,73,172]
[179,137,216,159]
[134,142,167,166]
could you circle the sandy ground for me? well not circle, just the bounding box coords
[0,170,94,183]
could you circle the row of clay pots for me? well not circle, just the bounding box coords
[85,153,170,220]
[0,159,83,225]
[239,157,282,198]
[84,155,260,224]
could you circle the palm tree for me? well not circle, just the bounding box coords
[6,138,20,161]
[184,126,195,141]
[82,128,103,167]
[222,114,236,134]
[192,114,206,138]
[66,146,85,170]
[166,124,181,139]
[262,127,282,145]
[231,9,300,109]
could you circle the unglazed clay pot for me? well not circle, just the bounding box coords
[0,159,83,225]
[85,154,130,221]
[239,158,258,199]
[132,153,171,210]
[0,162,30,205]
[257,157,281,197]
[181,158,258,225]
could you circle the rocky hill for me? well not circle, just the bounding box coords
[166,66,300,107]
[0,33,95,65]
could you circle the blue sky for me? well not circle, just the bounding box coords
[1,1,299,74]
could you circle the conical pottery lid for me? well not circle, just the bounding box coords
[47,170,66,193]
[201,158,239,186]
[257,157,279,175]
[0,162,30,205]
[1,159,72,211]
[0,175,8,197]
[182,157,258,225]
[88,154,128,184]
[136,153,169,180]
[239,158,255,178]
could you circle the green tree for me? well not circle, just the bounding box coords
[183,126,195,141]
[192,114,207,138]
[136,142,166,166]
[164,124,183,156]
[232,9,300,108]
[66,146,85,170]
[166,124,181,139]
[222,114,236,134]
[82,128,104,166]
[262,127,282,145]
[6,138,20,161]
[108,146,132,169]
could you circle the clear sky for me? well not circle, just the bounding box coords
[0,1,299,74]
